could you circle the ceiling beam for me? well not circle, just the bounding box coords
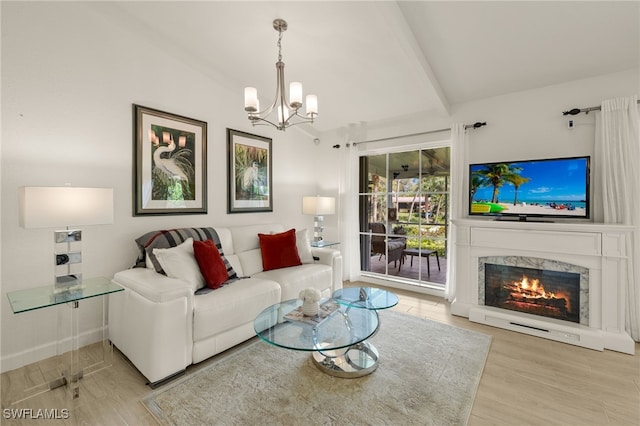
[375,2,451,116]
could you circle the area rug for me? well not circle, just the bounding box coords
[143,311,492,426]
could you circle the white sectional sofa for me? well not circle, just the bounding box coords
[108,224,342,386]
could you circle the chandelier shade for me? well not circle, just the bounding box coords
[244,19,318,131]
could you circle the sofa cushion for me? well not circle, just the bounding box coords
[212,227,235,257]
[387,240,405,250]
[153,238,205,292]
[254,263,332,301]
[192,278,281,341]
[236,249,263,277]
[193,240,229,289]
[258,229,302,271]
[230,224,284,254]
[296,229,314,264]
[135,227,230,274]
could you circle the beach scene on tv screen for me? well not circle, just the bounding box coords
[470,158,588,217]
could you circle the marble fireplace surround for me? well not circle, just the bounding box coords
[478,256,589,325]
[451,219,635,355]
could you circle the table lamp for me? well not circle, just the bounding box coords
[19,186,114,293]
[302,196,335,242]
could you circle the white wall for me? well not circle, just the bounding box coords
[0,2,332,371]
[452,69,639,163]
[319,68,638,282]
[322,69,638,163]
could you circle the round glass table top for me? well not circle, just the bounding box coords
[254,298,379,352]
[332,287,399,310]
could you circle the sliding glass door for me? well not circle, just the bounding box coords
[359,146,450,288]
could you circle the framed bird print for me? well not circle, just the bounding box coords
[227,129,272,213]
[133,104,207,215]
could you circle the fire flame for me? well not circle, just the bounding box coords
[504,275,572,313]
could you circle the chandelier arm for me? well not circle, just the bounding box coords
[250,113,314,130]
[292,110,315,122]
[253,101,277,117]
[250,117,283,129]
[282,109,307,127]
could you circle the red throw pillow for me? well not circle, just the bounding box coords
[258,228,302,271]
[193,240,229,289]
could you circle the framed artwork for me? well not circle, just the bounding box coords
[227,129,272,213]
[133,104,207,215]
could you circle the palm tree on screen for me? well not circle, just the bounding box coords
[505,174,531,205]
[470,175,488,202]
[473,163,523,203]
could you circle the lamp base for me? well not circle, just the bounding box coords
[54,229,84,294]
[54,274,84,294]
[313,215,325,242]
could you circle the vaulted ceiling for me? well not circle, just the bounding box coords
[93,1,639,135]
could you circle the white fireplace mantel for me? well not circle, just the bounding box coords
[451,218,635,354]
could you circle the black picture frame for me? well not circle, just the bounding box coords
[227,128,273,213]
[133,104,207,215]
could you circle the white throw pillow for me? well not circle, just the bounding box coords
[153,238,205,292]
[296,229,314,264]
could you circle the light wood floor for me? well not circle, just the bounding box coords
[2,282,639,425]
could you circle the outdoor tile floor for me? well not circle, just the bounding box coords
[365,252,447,285]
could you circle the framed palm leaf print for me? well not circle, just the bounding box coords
[227,129,272,213]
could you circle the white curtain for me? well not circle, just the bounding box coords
[595,95,640,341]
[445,123,467,301]
[340,140,362,283]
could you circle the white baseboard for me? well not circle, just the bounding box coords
[0,326,106,373]
[469,306,635,355]
[354,276,445,298]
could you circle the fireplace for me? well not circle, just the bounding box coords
[484,264,580,323]
[479,256,589,326]
[451,219,635,354]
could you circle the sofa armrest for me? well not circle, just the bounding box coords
[311,247,339,265]
[311,248,343,292]
[109,267,194,384]
[112,268,193,303]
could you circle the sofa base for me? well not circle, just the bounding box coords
[148,369,186,389]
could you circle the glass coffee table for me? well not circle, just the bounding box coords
[254,287,398,378]
[332,286,399,311]
[254,298,380,378]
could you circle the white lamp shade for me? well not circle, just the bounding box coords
[289,82,303,106]
[244,87,258,111]
[19,187,114,228]
[306,94,318,116]
[302,196,335,215]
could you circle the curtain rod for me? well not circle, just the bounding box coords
[562,99,640,116]
[345,121,486,147]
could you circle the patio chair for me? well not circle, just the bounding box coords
[370,222,406,267]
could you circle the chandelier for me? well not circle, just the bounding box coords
[243,19,318,131]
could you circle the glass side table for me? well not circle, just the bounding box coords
[310,240,340,248]
[6,277,123,403]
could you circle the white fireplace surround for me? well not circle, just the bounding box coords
[452,219,635,355]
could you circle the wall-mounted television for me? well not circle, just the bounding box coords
[469,156,590,221]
